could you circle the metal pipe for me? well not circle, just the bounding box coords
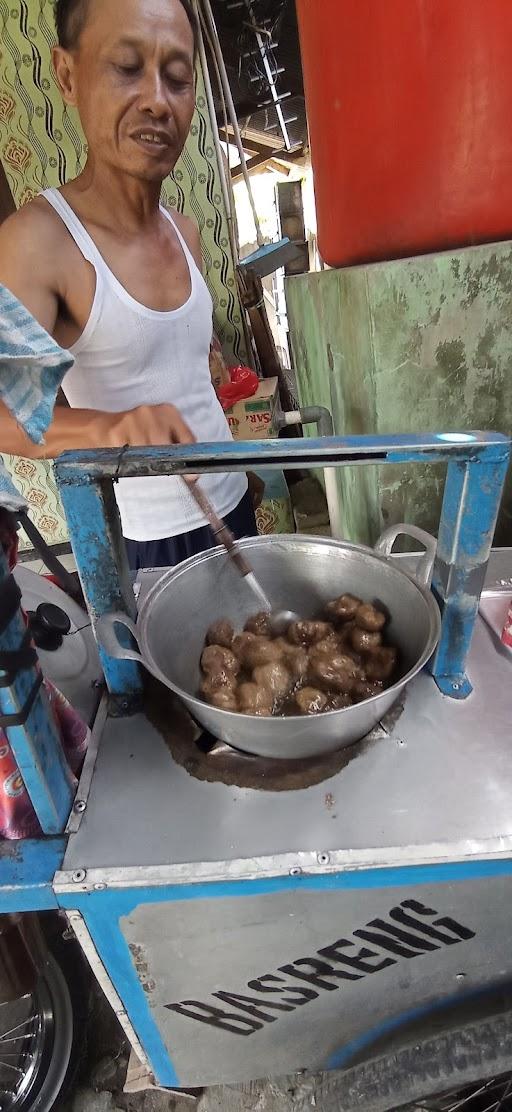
[194,2,234,242]
[298,406,333,438]
[323,468,343,541]
[18,511,83,604]
[193,2,255,366]
[200,0,265,248]
[276,407,343,539]
[55,433,510,481]
[242,0,293,151]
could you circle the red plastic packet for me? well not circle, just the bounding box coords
[502,602,512,648]
[218,366,259,411]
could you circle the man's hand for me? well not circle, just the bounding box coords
[247,471,265,511]
[95,404,195,448]
[0,400,196,461]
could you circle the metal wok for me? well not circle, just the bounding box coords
[97,527,441,760]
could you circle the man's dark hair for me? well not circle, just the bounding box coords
[55,0,199,54]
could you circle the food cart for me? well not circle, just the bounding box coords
[0,430,511,1112]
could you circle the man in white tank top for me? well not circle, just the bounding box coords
[0,0,261,568]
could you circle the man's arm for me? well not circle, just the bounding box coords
[0,205,195,457]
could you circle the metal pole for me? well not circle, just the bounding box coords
[200,0,265,248]
[431,452,510,697]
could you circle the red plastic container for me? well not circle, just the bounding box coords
[296,0,512,267]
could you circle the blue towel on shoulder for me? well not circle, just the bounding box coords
[0,284,74,510]
[0,284,74,445]
[0,467,26,512]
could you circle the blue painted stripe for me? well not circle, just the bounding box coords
[326,982,505,1070]
[0,837,65,912]
[75,906,179,1087]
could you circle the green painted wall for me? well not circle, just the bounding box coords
[286,241,512,546]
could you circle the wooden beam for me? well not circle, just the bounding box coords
[219,124,285,156]
[240,125,286,151]
[268,159,291,177]
[231,151,272,182]
[271,151,306,170]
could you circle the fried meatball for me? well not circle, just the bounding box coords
[295,687,328,715]
[243,636,284,669]
[355,603,386,632]
[206,619,235,648]
[200,677,238,711]
[287,620,332,647]
[238,682,273,716]
[200,595,398,719]
[337,619,356,646]
[244,612,272,637]
[307,636,340,658]
[308,650,361,694]
[231,631,258,665]
[353,678,384,703]
[326,692,353,710]
[365,646,398,682]
[351,627,383,654]
[309,634,341,662]
[253,662,292,701]
[200,668,235,691]
[279,642,309,682]
[201,645,240,678]
[326,594,362,623]
[210,688,239,711]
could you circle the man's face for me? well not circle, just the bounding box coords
[55,0,196,183]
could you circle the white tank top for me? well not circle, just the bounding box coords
[42,188,246,541]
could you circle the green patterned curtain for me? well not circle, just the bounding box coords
[0,0,245,548]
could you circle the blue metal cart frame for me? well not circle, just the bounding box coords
[0,430,510,1095]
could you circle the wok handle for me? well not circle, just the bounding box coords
[374,524,437,588]
[95,611,146,667]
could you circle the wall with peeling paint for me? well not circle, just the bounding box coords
[286,241,512,546]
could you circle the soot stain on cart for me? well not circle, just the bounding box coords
[129,942,156,995]
[145,677,401,793]
[378,690,407,733]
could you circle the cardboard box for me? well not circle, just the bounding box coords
[226,377,279,441]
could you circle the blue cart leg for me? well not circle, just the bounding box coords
[58,478,143,708]
[431,451,510,697]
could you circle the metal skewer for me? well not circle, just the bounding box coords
[185,479,298,633]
